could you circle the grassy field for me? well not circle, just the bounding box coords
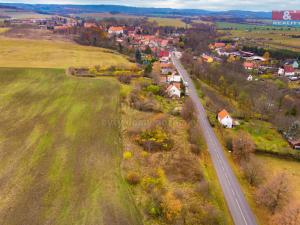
[0,68,141,225]
[0,8,51,19]
[216,22,300,30]
[0,37,133,69]
[148,17,188,28]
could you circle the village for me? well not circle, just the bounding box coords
[3,15,299,150]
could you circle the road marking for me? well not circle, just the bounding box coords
[235,198,248,225]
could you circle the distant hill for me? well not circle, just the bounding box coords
[0,3,272,19]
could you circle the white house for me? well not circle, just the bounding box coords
[166,83,181,98]
[278,67,285,76]
[218,109,233,128]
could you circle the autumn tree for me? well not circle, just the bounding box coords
[232,132,255,164]
[270,203,300,225]
[256,173,290,214]
[263,51,270,62]
[161,191,182,222]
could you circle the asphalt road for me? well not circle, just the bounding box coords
[171,53,258,225]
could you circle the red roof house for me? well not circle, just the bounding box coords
[243,62,254,70]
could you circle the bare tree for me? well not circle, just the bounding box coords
[232,132,255,164]
[256,173,290,214]
[241,157,264,187]
[270,203,300,225]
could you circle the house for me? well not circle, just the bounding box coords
[284,65,295,76]
[243,62,254,70]
[160,63,174,75]
[216,48,230,57]
[288,139,300,150]
[84,22,98,29]
[108,26,124,35]
[278,67,285,76]
[218,109,233,128]
[166,82,181,98]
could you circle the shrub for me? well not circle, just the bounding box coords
[126,172,141,185]
[164,152,203,183]
[144,84,160,95]
[161,192,182,222]
[138,128,173,152]
[195,180,210,198]
[188,122,205,154]
[118,75,132,84]
[123,151,133,160]
[146,200,162,218]
[181,98,195,121]
[225,135,233,151]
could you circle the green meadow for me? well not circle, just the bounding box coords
[0,68,141,225]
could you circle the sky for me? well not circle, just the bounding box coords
[1,0,300,11]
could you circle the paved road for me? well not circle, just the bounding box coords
[171,53,258,225]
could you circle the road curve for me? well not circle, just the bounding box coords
[171,53,258,225]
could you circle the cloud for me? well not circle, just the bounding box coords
[1,0,300,11]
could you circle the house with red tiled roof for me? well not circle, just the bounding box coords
[243,62,254,70]
[218,109,233,128]
[166,82,181,98]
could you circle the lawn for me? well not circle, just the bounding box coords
[0,37,133,69]
[232,120,293,155]
[148,17,188,28]
[0,68,141,225]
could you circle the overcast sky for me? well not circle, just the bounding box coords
[1,0,300,11]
